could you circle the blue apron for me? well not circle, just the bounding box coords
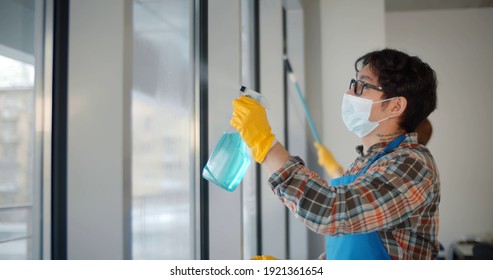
[326,134,406,260]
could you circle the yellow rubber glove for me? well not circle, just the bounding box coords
[250,255,279,260]
[230,96,275,163]
[314,142,344,178]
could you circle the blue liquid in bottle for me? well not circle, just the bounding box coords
[202,129,251,192]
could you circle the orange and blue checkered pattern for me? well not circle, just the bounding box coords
[269,133,440,260]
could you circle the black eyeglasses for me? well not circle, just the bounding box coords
[349,78,384,95]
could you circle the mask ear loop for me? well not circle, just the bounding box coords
[376,116,392,123]
[373,97,399,123]
[373,96,398,104]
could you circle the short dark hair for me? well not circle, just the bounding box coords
[355,49,437,132]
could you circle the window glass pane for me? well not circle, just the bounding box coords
[0,0,37,260]
[0,207,31,259]
[0,238,28,260]
[132,0,195,259]
[0,61,34,205]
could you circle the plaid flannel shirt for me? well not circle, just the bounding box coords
[268,133,440,259]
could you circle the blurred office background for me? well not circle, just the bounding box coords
[0,0,492,259]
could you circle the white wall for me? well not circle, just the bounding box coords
[320,0,386,171]
[208,0,243,260]
[68,0,132,259]
[386,7,493,255]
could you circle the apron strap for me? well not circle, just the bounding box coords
[330,134,406,186]
[359,134,406,175]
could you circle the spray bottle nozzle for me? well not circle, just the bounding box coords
[239,85,269,108]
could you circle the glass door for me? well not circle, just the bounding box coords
[132,0,196,259]
[0,0,48,259]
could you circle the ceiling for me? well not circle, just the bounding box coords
[386,0,493,12]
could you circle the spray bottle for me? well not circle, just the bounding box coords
[202,86,266,191]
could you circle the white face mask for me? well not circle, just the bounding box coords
[341,93,396,138]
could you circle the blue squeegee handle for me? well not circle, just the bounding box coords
[284,57,321,143]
